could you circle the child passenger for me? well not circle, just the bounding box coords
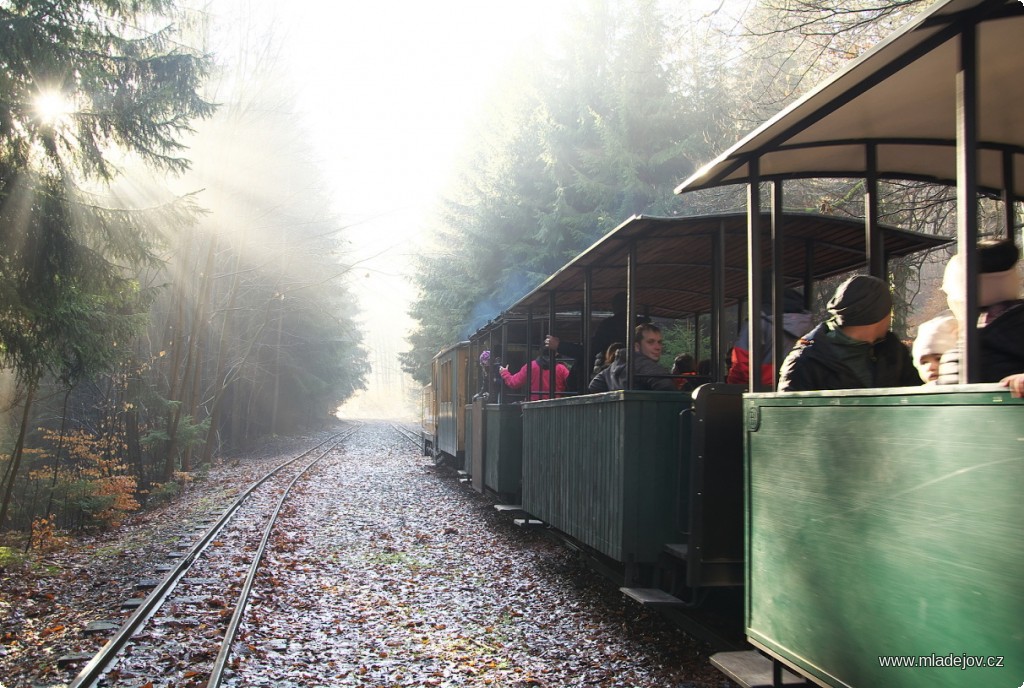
[911,312,957,384]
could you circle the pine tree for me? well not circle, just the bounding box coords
[402,0,694,382]
[0,0,213,529]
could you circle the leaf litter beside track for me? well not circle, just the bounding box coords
[0,431,340,688]
[0,424,733,688]
[226,423,733,688]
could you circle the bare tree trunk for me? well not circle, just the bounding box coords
[181,235,218,471]
[44,387,74,517]
[0,378,38,532]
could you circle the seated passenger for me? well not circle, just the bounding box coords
[588,323,676,392]
[727,286,813,387]
[911,311,957,383]
[499,335,570,401]
[593,341,624,376]
[936,239,1024,390]
[671,353,697,391]
[590,292,650,370]
[777,275,921,392]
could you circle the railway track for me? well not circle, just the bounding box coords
[388,422,422,451]
[68,425,362,688]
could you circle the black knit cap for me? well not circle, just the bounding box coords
[827,275,892,327]
[978,238,1020,273]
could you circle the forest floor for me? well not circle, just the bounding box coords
[0,421,735,688]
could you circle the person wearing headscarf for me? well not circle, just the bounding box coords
[936,238,1024,390]
[777,275,921,392]
[911,312,958,383]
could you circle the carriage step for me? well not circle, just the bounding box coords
[513,518,544,528]
[710,651,812,687]
[664,543,688,560]
[494,504,525,512]
[619,587,686,607]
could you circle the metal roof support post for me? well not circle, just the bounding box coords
[1003,150,1017,240]
[865,143,885,279]
[583,267,593,381]
[712,222,726,381]
[525,308,533,400]
[747,160,765,392]
[695,312,703,368]
[548,291,557,399]
[956,20,980,384]
[626,240,638,390]
[500,320,510,404]
[803,240,815,310]
[770,181,785,390]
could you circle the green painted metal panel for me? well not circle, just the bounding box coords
[522,392,689,563]
[461,405,473,473]
[484,405,523,498]
[745,387,1024,688]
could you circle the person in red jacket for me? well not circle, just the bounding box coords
[727,287,813,388]
[499,335,570,401]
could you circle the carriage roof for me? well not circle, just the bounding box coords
[503,213,949,321]
[675,0,1024,197]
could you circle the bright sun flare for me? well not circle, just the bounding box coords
[34,90,73,125]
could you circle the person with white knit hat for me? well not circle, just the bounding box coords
[937,238,1024,395]
[911,312,958,383]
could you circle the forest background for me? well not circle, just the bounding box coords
[1,0,1018,545]
[402,0,1019,384]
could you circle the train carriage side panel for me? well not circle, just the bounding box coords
[484,403,523,501]
[433,342,470,465]
[521,391,689,565]
[744,386,1024,688]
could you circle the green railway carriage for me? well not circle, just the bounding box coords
[742,387,1024,687]
[494,212,945,593]
[460,312,594,499]
[672,0,1024,685]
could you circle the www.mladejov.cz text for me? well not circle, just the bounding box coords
[878,653,1005,670]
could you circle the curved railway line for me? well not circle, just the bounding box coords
[68,425,362,688]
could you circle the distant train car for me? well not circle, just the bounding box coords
[426,342,470,466]
[462,313,598,500]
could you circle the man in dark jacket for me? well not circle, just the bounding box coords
[589,323,676,392]
[777,275,922,392]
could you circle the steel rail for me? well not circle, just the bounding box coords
[69,428,355,688]
[389,422,423,449]
[206,426,360,686]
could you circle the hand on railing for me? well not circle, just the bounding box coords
[1000,373,1024,398]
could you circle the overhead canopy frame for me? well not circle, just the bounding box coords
[675,0,1024,200]
[676,0,1022,385]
